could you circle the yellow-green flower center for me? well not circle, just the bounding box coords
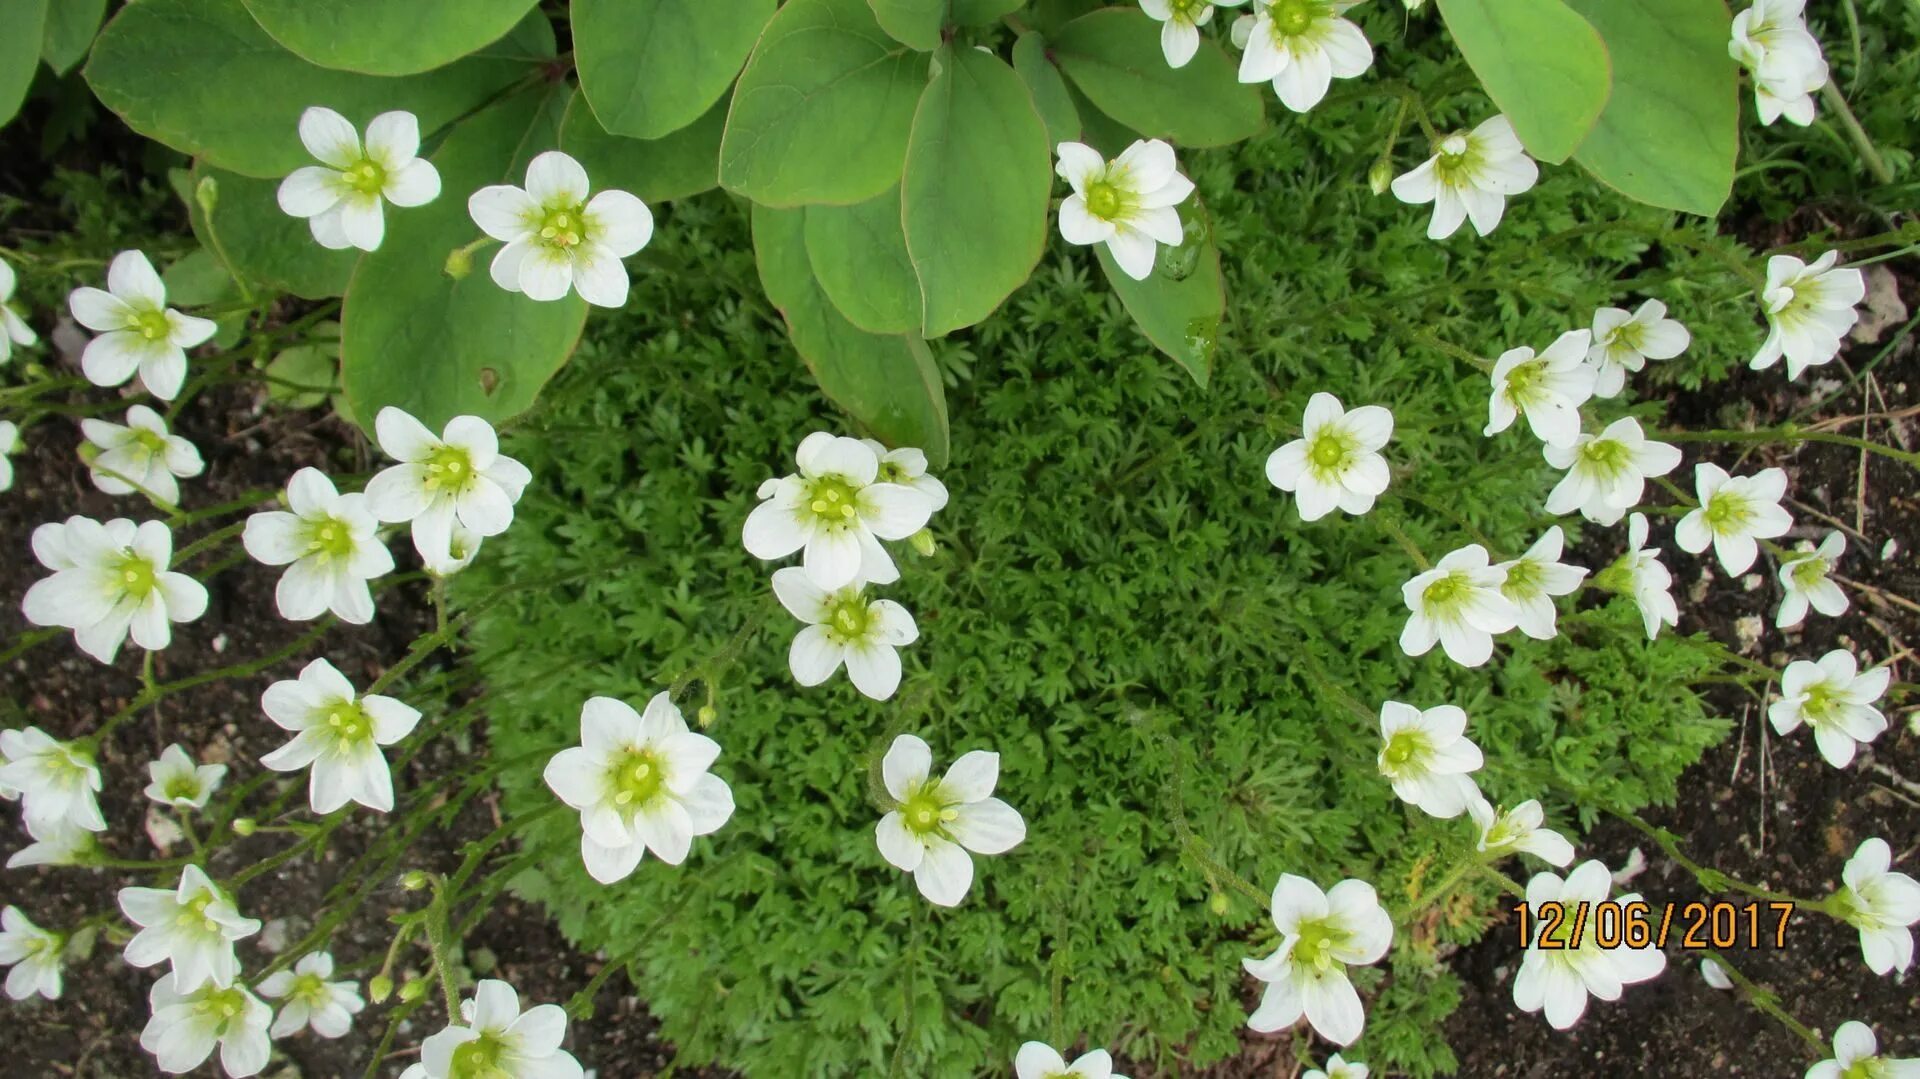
[1577,437,1629,473]
[1432,133,1477,187]
[1084,179,1129,222]
[537,204,587,250]
[876,461,907,484]
[900,787,956,838]
[1380,730,1427,772]
[344,158,387,197]
[805,476,862,529]
[1790,557,1828,589]
[1605,320,1646,353]
[1269,0,1323,35]
[1307,429,1352,472]
[423,445,475,493]
[115,552,159,598]
[301,515,359,563]
[1290,918,1352,975]
[609,748,665,808]
[176,892,224,934]
[320,701,375,748]
[1702,491,1753,533]
[825,594,873,643]
[1502,358,1546,404]
[1840,1060,1887,1079]
[165,776,201,801]
[1421,570,1470,612]
[200,986,249,1025]
[1502,558,1541,597]
[448,1033,511,1079]
[131,428,171,455]
[132,308,172,342]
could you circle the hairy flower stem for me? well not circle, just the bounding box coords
[1701,949,1827,1054]
[1819,83,1894,185]
[1659,425,1920,469]
[423,878,462,1019]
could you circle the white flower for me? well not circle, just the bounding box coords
[1242,874,1393,1046]
[1496,527,1588,640]
[1485,329,1595,448]
[260,658,421,814]
[1699,957,1734,989]
[1750,252,1865,378]
[1390,115,1538,240]
[1140,0,1244,68]
[399,979,584,1079]
[1233,0,1372,112]
[542,693,734,885]
[118,864,262,992]
[0,906,64,1001]
[6,816,98,868]
[0,726,104,832]
[0,419,19,493]
[742,432,934,590]
[258,952,363,1039]
[21,516,208,663]
[0,255,37,364]
[1512,860,1666,1028]
[1777,531,1847,628]
[1586,300,1690,399]
[364,408,531,568]
[1399,544,1520,667]
[424,520,484,576]
[1469,797,1575,867]
[1306,1054,1370,1079]
[1675,463,1791,575]
[1264,392,1393,521]
[1376,701,1482,818]
[1768,649,1890,769]
[874,734,1027,908]
[1748,47,1827,125]
[1806,1021,1918,1079]
[772,568,918,700]
[1600,513,1680,639]
[139,975,274,1077]
[1833,837,1920,976]
[67,251,216,400]
[1054,139,1194,281]
[144,744,227,811]
[862,439,950,513]
[468,150,653,307]
[243,467,395,624]
[80,405,204,505]
[1543,417,1683,526]
[1730,0,1828,126]
[277,107,441,252]
[1015,1042,1126,1079]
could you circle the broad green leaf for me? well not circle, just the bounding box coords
[804,187,922,334]
[41,0,105,75]
[1049,8,1261,148]
[574,0,774,139]
[753,203,950,465]
[721,0,930,207]
[185,162,360,300]
[903,47,1050,337]
[1094,204,1222,387]
[1565,0,1737,215]
[1012,32,1081,146]
[558,91,723,203]
[265,328,341,409]
[237,0,542,76]
[1063,80,1139,157]
[952,0,1025,24]
[1435,0,1610,164]
[159,249,237,307]
[85,0,553,178]
[0,0,50,128]
[341,89,587,433]
[869,0,945,51]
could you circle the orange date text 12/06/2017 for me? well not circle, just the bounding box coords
[1512,900,1796,951]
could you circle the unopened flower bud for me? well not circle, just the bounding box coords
[398,977,428,1003]
[194,175,219,215]
[1368,160,1393,195]
[1208,891,1229,916]
[401,870,430,891]
[444,245,473,280]
[231,817,257,836]
[696,705,717,727]
[368,974,395,1003]
[908,528,937,557]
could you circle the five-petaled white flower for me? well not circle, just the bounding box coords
[863,439,950,514]
[1675,463,1791,575]
[0,905,64,1001]
[874,734,1027,908]
[259,952,364,1039]
[0,726,104,833]
[260,658,421,814]
[277,107,441,252]
[67,251,216,400]
[1264,392,1392,521]
[118,864,262,992]
[1016,1042,1127,1079]
[1054,139,1194,281]
[1141,0,1243,68]
[139,974,275,1078]
[772,567,919,700]
[80,405,204,506]
[1750,252,1864,379]
[22,516,208,664]
[244,467,395,624]
[6,817,97,869]
[0,419,19,493]
[0,255,37,365]
[1805,1021,1917,1079]
[1730,0,1828,126]
[1469,797,1575,867]
[543,693,735,885]
[1389,115,1538,240]
[1833,837,1920,977]
[1231,0,1372,112]
[743,432,934,590]
[1399,544,1520,667]
[1496,527,1588,640]
[1376,701,1482,818]
[399,979,585,1079]
[1543,417,1683,526]
[1306,1054,1370,1079]
[364,408,531,568]
[1485,329,1595,448]
[1243,874,1393,1046]
[1776,531,1847,628]
[144,744,227,811]
[1586,300,1690,399]
[1597,513,1680,640]
[1768,649,1890,769]
[1512,859,1667,1028]
[469,150,653,307]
